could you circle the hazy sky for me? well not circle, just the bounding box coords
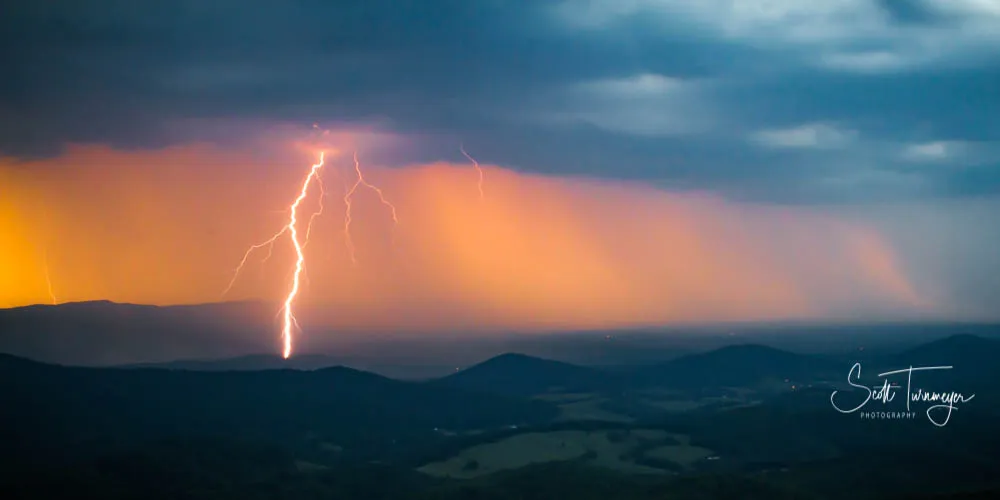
[2,1,998,329]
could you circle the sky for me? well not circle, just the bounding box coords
[2,1,999,334]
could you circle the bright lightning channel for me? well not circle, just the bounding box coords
[343,152,398,265]
[280,152,325,359]
[223,152,326,359]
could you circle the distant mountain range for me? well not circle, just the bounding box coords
[4,300,999,368]
[122,353,348,371]
[0,300,277,365]
[100,343,844,397]
[896,333,1000,366]
[433,344,846,397]
[6,299,990,399]
[431,335,999,397]
[882,334,1000,393]
[628,344,841,389]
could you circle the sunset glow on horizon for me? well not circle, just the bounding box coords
[1,136,950,339]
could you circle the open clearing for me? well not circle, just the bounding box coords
[532,392,594,403]
[554,398,634,423]
[418,429,715,479]
[634,388,761,414]
[643,434,714,468]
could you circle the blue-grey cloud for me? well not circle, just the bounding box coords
[1,0,998,203]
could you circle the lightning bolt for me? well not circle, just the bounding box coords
[343,152,398,265]
[279,153,325,359]
[460,143,485,201]
[224,152,325,359]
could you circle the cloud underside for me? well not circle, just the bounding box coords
[0,0,998,202]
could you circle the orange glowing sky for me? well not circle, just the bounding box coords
[0,136,950,334]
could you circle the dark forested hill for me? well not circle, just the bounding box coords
[629,344,839,389]
[432,353,623,396]
[0,354,558,476]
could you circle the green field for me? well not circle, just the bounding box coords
[418,429,716,479]
[555,398,635,422]
[634,388,762,414]
[532,393,595,403]
[645,441,714,468]
[533,388,763,424]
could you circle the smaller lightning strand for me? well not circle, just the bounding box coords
[460,143,485,201]
[222,227,288,297]
[343,152,398,265]
[38,207,59,305]
[300,172,327,288]
[42,249,57,305]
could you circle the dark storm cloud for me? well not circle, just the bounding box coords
[0,1,739,150]
[719,66,1000,142]
[875,0,946,25]
[1,0,999,202]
